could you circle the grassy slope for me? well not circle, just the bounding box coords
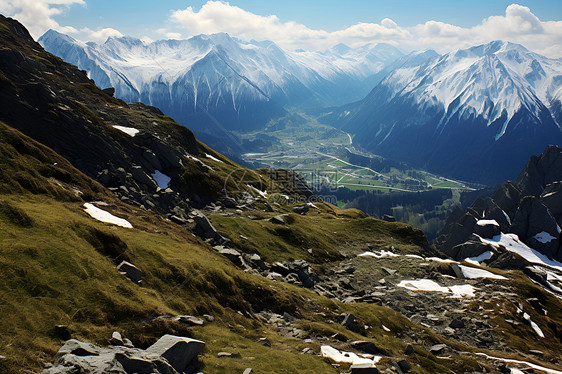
[0,120,495,373]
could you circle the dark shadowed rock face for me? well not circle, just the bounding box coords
[436,145,562,262]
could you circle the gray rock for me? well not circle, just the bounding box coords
[192,211,219,240]
[382,214,396,222]
[397,359,411,372]
[110,331,124,346]
[449,318,465,329]
[102,87,115,97]
[292,205,309,215]
[217,352,241,358]
[131,165,158,191]
[404,344,414,355]
[340,313,360,333]
[243,369,252,374]
[429,343,447,354]
[114,351,176,374]
[56,339,101,357]
[177,315,204,326]
[350,341,381,355]
[350,364,380,374]
[450,241,494,261]
[269,215,285,224]
[449,263,465,279]
[473,221,501,239]
[145,335,205,373]
[117,261,143,284]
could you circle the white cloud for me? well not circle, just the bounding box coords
[0,0,84,39]
[79,27,123,44]
[140,36,154,44]
[170,1,562,58]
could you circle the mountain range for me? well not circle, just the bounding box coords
[334,41,562,184]
[2,14,562,374]
[38,30,402,153]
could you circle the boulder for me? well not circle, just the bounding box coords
[177,315,205,326]
[340,313,360,333]
[131,165,158,191]
[473,220,500,239]
[117,261,143,284]
[145,335,205,373]
[192,211,220,240]
[350,364,380,374]
[292,205,309,215]
[382,214,396,222]
[350,341,382,355]
[110,331,124,346]
[512,197,560,260]
[541,182,562,217]
[397,359,411,372]
[269,215,285,224]
[102,87,115,97]
[114,352,176,374]
[450,241,494,261]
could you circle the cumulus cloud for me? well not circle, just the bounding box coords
[79,27,123,44]
[0,0,84,38]
[170,1,562,58]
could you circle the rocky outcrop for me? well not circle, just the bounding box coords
[43,335,204,374]
[436,145,562,262]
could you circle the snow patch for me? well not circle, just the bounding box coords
[459,264,507,280]
[464,250,494,265]
[359,250,400,258]
[246,184,267,198]
[533,231,557,243]
[151,170,171,189]
[397,279,476,297]
[112,125,139,137]
[83,203,133,228]
[474,352,562,374]
[205,153,224,163]
[477,219,499,226]
[320,345,382,366]
[480,233,562,272]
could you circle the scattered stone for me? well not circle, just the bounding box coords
[192,210,220,240]
[203,314,215,321]
[177,315,205,326]
[243,369,252,374]
[449,263,465,279]
[53,325,71,340]
[429,344,447,354]
[123,338,134,348]
[404,345,414,355]
[397,359,412,372]
[350,363,380,373]
[116,261,142,284]
[381,267,396,275]
[109,331,123,346]
[258,337,271,347]
[145,334,205,373]
[382,214,396,222]
[292,205,309,215]
[449,318,465,329]
[269,215,285,224]
[350,341,381,355]
[217,352,242,358]
[340,313,360,333]
[528,349,543,356]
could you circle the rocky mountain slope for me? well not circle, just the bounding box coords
[333,41,562,184]
[435,145,562,293]
[38,30,402,152]
[1,15,562,374]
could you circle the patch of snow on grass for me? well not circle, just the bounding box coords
[83,203,133,228]
[112,125,139,137]
[477,219,499,226]
[151,170,171,189]
[359,250,400,258]
[246,184,267,198]
[480,233,562,272]
[533,231,557,243]
[474,352,562,374]
[205,153,224,163]
[320,345,381,366]
[459,265,507,280]
[464,250,494,265]
[398,279,476,297]
[427,257,457,263]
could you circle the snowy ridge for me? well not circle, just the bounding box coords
[379,41,562,138]
[38,30,403,115]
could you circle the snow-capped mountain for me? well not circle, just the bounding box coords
[336,41,562,184]
[38,30,402,140]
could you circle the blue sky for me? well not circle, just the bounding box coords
[2,1,562,56]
